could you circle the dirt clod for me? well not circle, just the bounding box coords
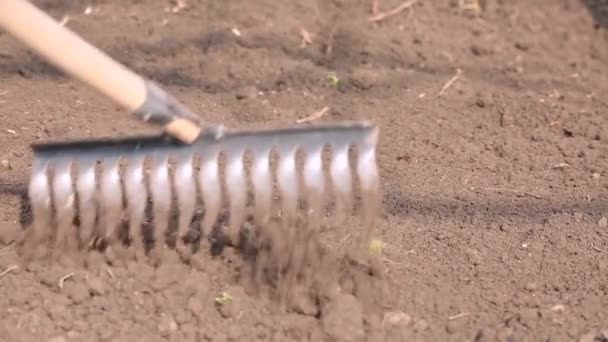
[465,248,482,266]
[216,299,240,319]
[471,44,489,56]
[383,311,412,328]
[151,263,182,290]
[598,217,607,228]
[39,271,60,290]
[158,314,179,337]
[0,222,21,245]
[514,41,530,51]
[349,68,377,90]
[235,85,257,100]
[47,336,67,342]
[1,159,11,170]
[413,319,429,332]
[579,331,598,342]
[321,294,365,342]
[65,282,90,304]
[86,276,107,296]
[446,318,465,335]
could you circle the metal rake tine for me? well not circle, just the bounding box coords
[99,156,123,247]
[250,143,273,226]
[199,144,221,241]
[274,141,301,287]
[302,142,325,216]
[174,149,196,248]
[149,151,172,255]
[329,141,353,223]
[50,158,76,253]
[356,130,381,234]
[277,144,299,224]
[28,157,52,244]
[225,145,248,245]
[75,157,97,249]
[124,154,147,251]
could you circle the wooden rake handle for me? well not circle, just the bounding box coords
[0,0,205,143]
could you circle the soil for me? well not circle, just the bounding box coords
[1,0,608,341]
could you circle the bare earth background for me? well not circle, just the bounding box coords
[1,0,608,341]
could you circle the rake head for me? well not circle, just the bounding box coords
[24,121,381,262]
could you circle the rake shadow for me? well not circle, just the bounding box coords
[6,180,608,242]
[384,188,608,226]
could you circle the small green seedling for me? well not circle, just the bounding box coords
[215,291,233,305]
[368,238,385,255]
[326,73,340,87]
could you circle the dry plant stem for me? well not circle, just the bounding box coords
[296,106,330,124]
[58,272,74,289]
[438,68,463,96]
[552,163,570,169]
[299,28,312,48]
[480,187,546,200]
[368,0,417,22]
[592,245,606,253]
[448,312,470,320]
[170,0,188,13]
[459,0,480,12]
[0,265,18,278]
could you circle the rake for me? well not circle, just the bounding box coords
[0,0,381,261]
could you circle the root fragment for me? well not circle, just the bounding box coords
[0,265,18,278]
[368,0,417,22]
[58,272,75,289]
[296,106,330,124]
[438,68,463,96]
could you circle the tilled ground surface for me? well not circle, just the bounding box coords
[1,0,608,341]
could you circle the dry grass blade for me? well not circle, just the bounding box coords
[296,106,330,124]
[552,163,570,169]
[479,187,546,200]
[459,0,480,13]
[438,68,463,96]
[368,0,417,22]
[592,245,606,253]
[170,0,188,13]
[58,272,75,289]
[448,312,470,320]
[300,28,313,48]
[0,265,18,278]
[59,15,70,26]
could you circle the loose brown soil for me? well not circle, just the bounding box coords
[1,0,608,341]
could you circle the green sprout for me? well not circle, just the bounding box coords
[368,238,385,255]
[214,291,233,305]
[326,73,340,87]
